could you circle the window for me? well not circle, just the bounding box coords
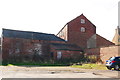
[59,32,64,37]
[57,51,62,59]
[34,44,42,55]
[81,27,85,32]
[81,19,85,24]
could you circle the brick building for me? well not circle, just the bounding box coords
[84,26,120,63]
[57,14,115,63]
[1,14,117,64]
[1,29,82,64]
[57,14,96,49]
[57,14,114,50]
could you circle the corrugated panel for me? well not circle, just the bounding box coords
[2,29,65,41]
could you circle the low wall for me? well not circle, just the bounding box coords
[85,45,119,63]
[100,46,119,63]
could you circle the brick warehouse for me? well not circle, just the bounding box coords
[84,26,120,63]
[57,14,116,63]
[0,14,119,64]
[1,29,82,64]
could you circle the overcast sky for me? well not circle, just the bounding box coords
[0,0,119,41]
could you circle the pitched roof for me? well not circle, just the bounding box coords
[95,34,114,48]
[2,29,65,41]
[68,14,96,28]
[57,14,96,35]
[87,34,114,48]
[51,43,82,51]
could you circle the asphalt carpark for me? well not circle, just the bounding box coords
[1,66,119,78]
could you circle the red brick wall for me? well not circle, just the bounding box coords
[67,14,96,49]
[57,14,96,49]
[85,48,100,55]
[50,41,65,44]
[2,37,65,63]
[52,50,82,60]
[85,45,119,63]
[2,37,11,61]
[96,34,114,47]
[57,14,114,50]
[50,45,82,61]
[61,50,82,59]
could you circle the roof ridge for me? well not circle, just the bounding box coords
[2,28,65,41]
[96,34,114,43]
[67,14,96,28]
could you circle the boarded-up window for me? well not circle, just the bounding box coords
[34,44,42,55]
[57,51,62,59]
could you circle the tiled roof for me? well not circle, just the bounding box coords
[51,43,82,51]
[2,29,65,41]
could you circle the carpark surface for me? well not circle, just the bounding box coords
[0,66,119,78]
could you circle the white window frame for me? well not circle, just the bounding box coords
[81,27,86,32]
[81,19,85,24]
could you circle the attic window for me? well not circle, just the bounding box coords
[81,19,85,24]
[81,27,85,32]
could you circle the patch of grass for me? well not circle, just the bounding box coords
[7,64,14,66]
[2,62,69,66]
[71,64,107,70]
